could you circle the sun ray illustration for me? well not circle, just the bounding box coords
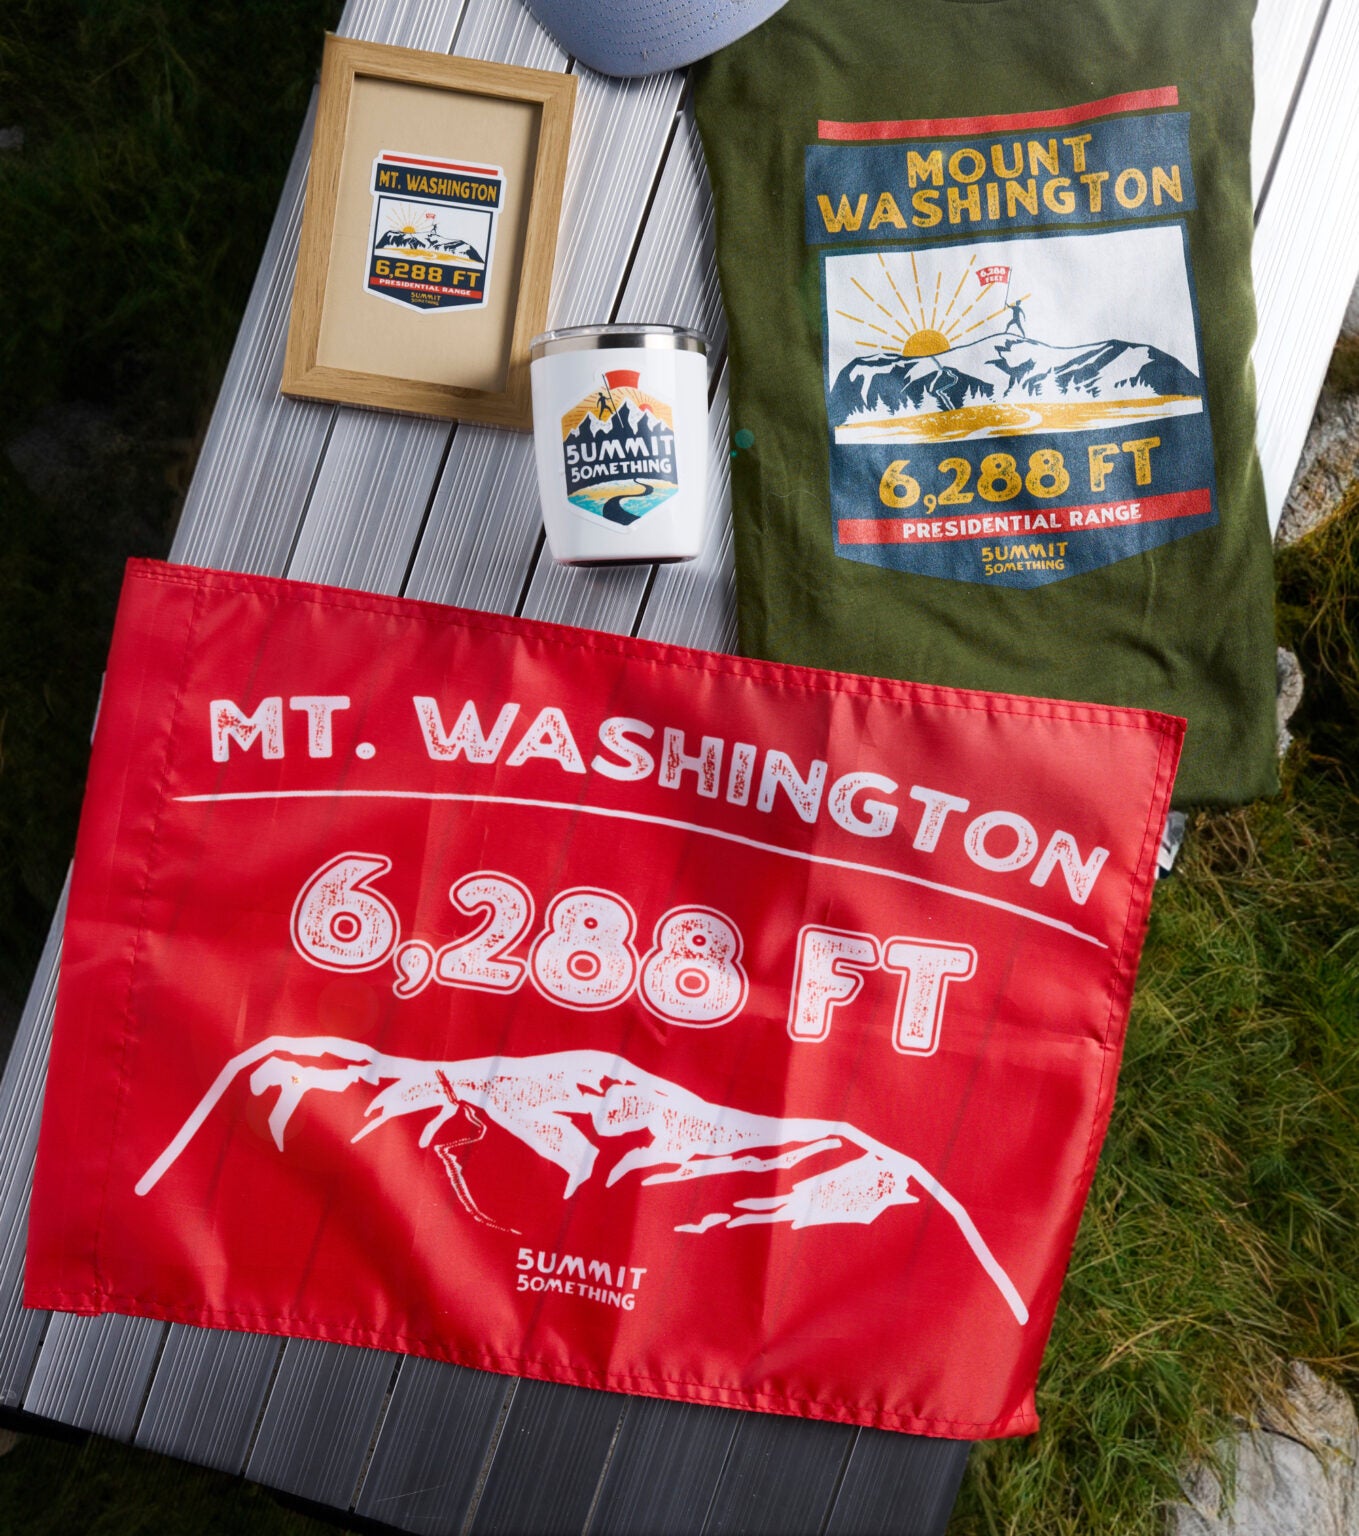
[851,276,899,323]
[878,254,920,334]
[383,201,435,234]
[957,293,1029,339]
[838,309,906,345]
[837,252,1035,362]
[941,253,979,323]
[947,287,995,331]
[845,250,1000,357]
[958,308,1005,339]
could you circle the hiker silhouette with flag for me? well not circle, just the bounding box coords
[1005,298,1027,337]
[596,377,618,420]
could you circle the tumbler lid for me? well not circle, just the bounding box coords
[530,323,708,360]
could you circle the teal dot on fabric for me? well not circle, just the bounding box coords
[733,428,755,450]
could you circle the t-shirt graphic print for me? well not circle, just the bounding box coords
[808,89,1217,587]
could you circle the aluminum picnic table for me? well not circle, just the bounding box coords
[2,1,1358,1531]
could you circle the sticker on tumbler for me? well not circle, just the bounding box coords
[366,151,504,312]
[561,370,679,528]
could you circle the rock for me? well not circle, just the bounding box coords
[1157,811,1187,877]
[1170,1364,1359,1536]
[1277,647,1304,757]
[1277,388,1359,547]
[1277,275,1359,547]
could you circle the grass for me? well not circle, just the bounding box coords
[950,506,1359,1533]
[3,5,1359,1534]
[0,1429,340,1536]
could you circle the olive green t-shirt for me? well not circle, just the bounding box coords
[693,0,1277,808]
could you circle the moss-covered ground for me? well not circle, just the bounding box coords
[951,502,1359,1532]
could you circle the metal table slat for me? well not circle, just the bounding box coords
[403,426,544,611]
[22,1309,165,1440]
[0,877,68,1406]
[288,411,453,593]
[822,1427,973,1536]
[1249,0,1326,208]
[464,1379,627,1536]
[700,1415,857,1536]
[243,1338,400,1502]
[171,92,335,578]
[346,78,718,1533]
[134,1327,283,1471]
[1252,0,1359,525]
[613,104,728,354]
[585,1399,739,1536]
[352,1355,509,1531]
[453,0,561,67]
[521,557,654,632]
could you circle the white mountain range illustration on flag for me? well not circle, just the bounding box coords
[136,1036,1029,1325]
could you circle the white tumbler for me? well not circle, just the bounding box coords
[530,324,709,564]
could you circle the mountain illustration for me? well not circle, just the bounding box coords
[830,331,1201,424]
[375,228,483,262]
[135,1035,1029,1325]
[564,398,670,454]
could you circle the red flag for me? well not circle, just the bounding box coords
[26,561,1181,1440]
[977,264,1011,287]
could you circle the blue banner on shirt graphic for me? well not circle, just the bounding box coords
[805,113,1195,246]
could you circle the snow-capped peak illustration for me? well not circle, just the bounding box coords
[831,330,1201,424]
[565,398,669,449]
[374,228,483,262]
[135,1035,1029,1326]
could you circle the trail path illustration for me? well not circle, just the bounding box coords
[136,1035,1029,1325]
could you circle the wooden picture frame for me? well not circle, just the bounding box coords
[281,35,576,430]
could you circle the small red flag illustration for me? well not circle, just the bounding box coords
[977,265,1011,287]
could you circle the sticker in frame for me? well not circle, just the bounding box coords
[367,150,504,312]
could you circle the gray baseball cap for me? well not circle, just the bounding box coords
[523,0,790,76]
